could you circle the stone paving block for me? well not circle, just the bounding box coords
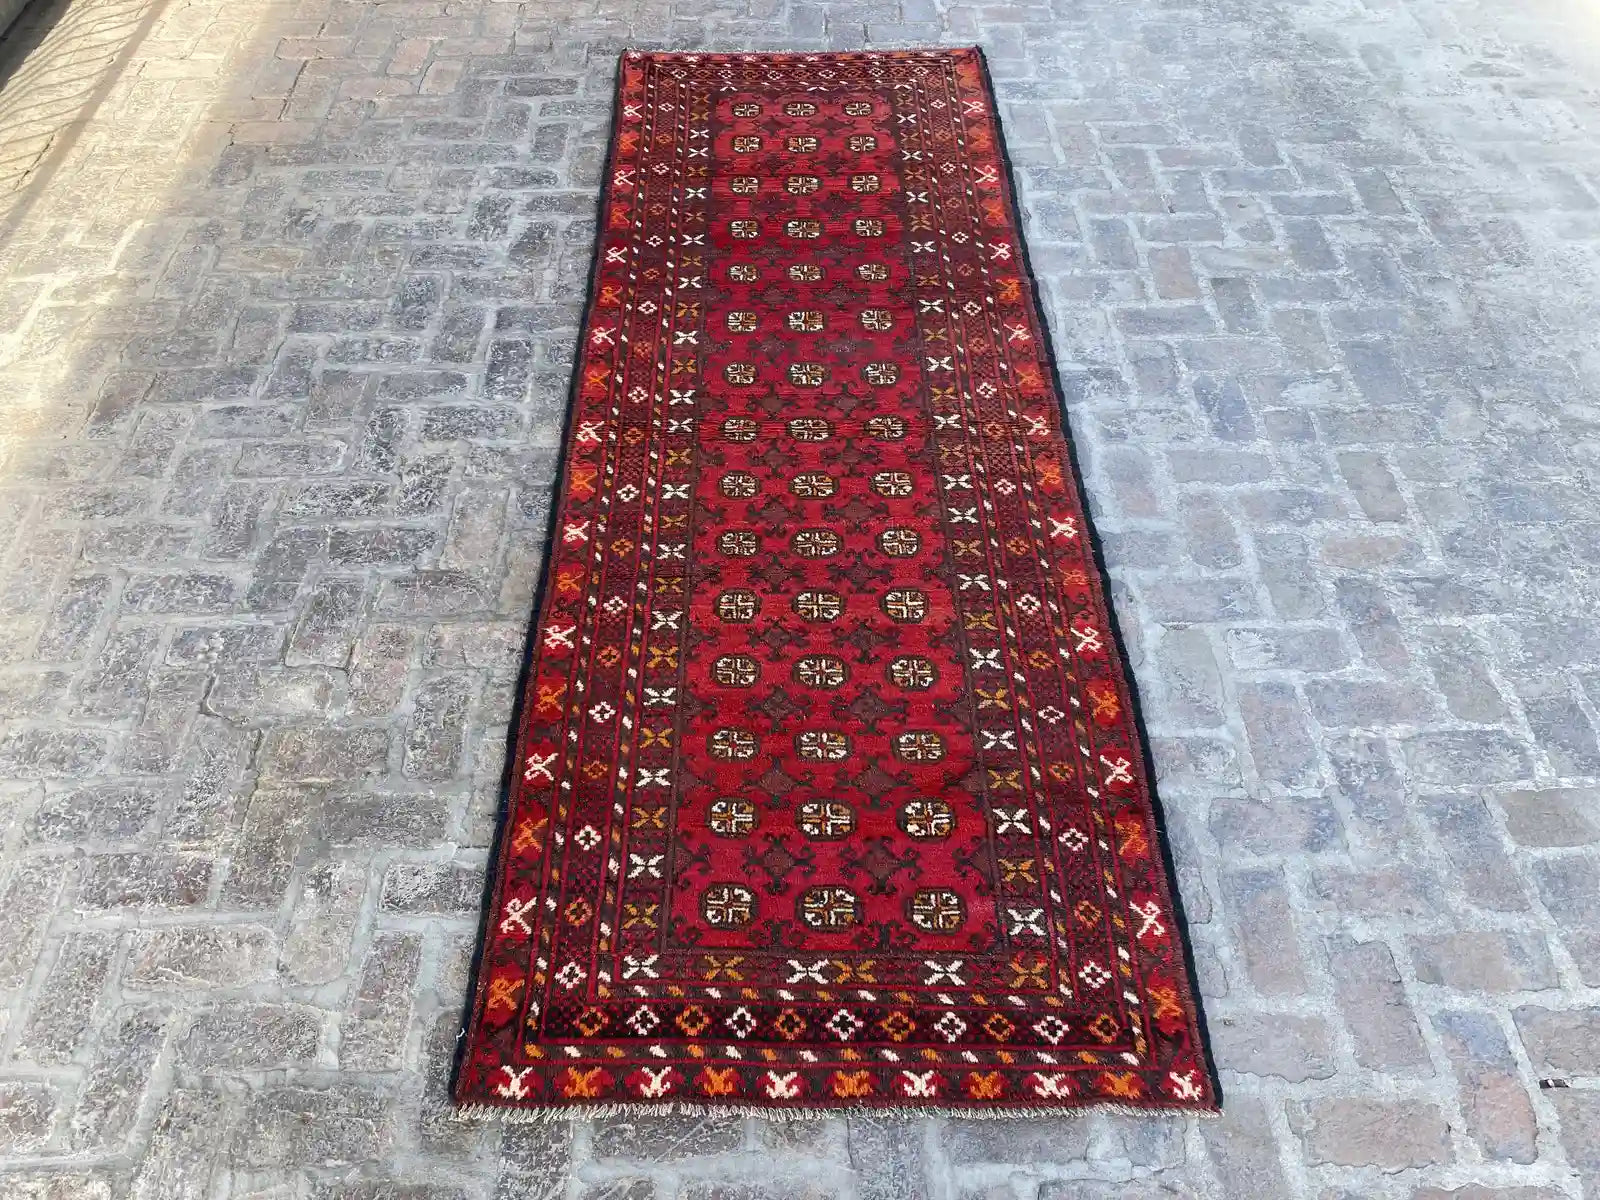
[1325,937,1431,1073]
[1208,1011,1336,1082]
[1432,1010,1538,1164]
[12,931,115,1064]
[127,1088,232,1200]
[1530,857,1600,985]
[240,1085,395,1168]
[1293,1097,1451,1170]
[1201,1092,1288,1195]
[1496,786,1599,847]
[1410,1188,1568,1200]
[1421,794,1530,913]
[1219,867,1307,995]
[281,859,367,984]
[847,1115,929,1200]
[125,925,277,990]
[0,1082,57,1154]
[69,1004,170,1153]
[591,1114,744,1161]
[678,1183,839,1200]
[1410,932,1558,993]
[1511,1006,1600,1077]
[1545,1089,1600,1192]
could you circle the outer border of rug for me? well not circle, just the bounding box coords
[450,45,1223,1123]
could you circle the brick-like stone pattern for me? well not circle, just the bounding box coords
[0,0,1596,1195]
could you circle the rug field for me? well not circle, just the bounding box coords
[454,47,1217,1117]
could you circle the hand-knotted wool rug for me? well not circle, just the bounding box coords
[455,47,1217,1119]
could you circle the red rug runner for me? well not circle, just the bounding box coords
[456,48,1216,1117]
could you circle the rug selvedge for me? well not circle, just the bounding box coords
[454,47,1218,1117]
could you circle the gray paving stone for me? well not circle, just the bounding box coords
[1547,1091,1600,1188]
[1410,932,1558,994]
[1208,1011,1336,1082]
[1325,937,1432,1075]
[1432,1010,1538,1165]
[1496,786,1600,848]
[1294,1097,1450,1170]
[1512,1006,1600,1077]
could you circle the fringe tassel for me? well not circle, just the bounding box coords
[454,1099,1217,1123]
[621,45,978,55]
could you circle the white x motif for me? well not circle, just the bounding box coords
[523,751,558,782]
[499,897,535,935]
[1132,899,1166,941]
[787,959,830,984]
[1007,907,1046,935]
[1102,755,1134,786]
[496,1066,534,1098]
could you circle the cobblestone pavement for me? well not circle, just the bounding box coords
[1,0,1598,1194]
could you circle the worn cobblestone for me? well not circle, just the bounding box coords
[0,0,1598,1194]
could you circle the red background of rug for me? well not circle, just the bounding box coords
[455,47,1217,1116]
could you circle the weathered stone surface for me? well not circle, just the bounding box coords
[1208,1012,1337,1081]
[240,1086,393,1168]
[943,1116,1094,1166]
[1422,794,1530,913]
[1496,787,1599,847]
[1295,1098,1450,1170]
[590,1114,744,1161]
[0,1082,57,1154]
[340,933,423,1071]
[678,1183,839,1200]
[1326,938,1431,1073]
[178,1003,322,1070]
[379,860,482,914]
[1411,932,1557,993]
[1202,1093,1289,1196]
[1220,868,1307,995]
[1546,1089,1600,1177]
[128,1088,230,1200]
[1433,1010,1538,1164]
[1531,857,1600,984]
[13,932,115,1064]
[1210,794,1343,855]
[125,926,276,989]
[280,860,366,985]
[1512,1006,1600,1076]
[70,1005,170,1152]
[497,1121,574,1200]
[260,727,389,782]
[847,1115,930,1200]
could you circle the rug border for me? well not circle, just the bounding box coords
[968,42,1224,1113]
[450,44,1223,1120]
[447,50,634,1110]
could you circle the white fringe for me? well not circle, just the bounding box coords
[454,1099,1216,1123]
[619,44,983,57]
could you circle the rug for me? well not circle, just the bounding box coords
[455,47,1217,1118]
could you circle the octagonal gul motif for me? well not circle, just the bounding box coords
[455,49,1216,1120]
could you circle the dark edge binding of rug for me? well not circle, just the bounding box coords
[448,55,632,1109]
[450,47,1223,1117]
